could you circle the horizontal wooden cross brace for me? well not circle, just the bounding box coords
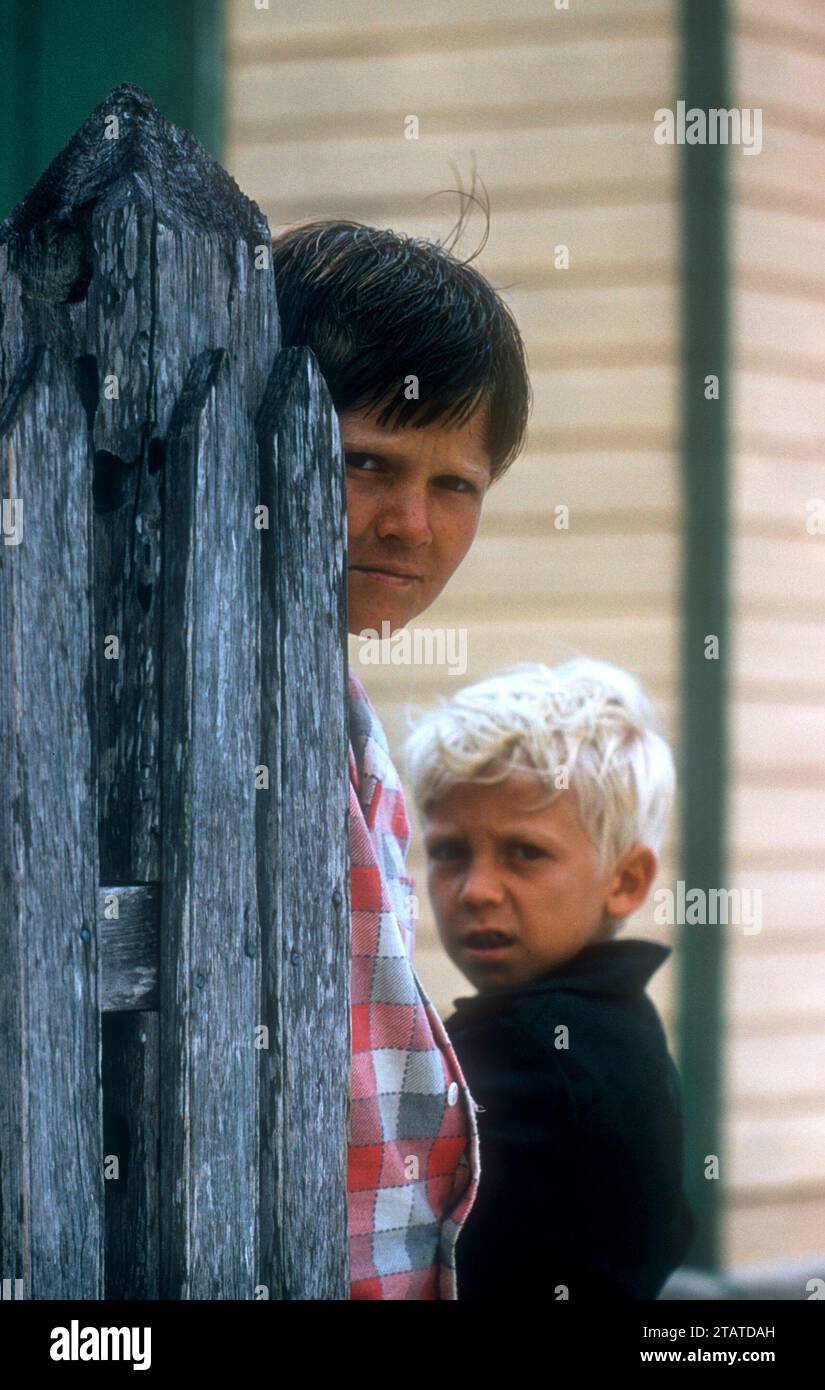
[99,884,159,1012]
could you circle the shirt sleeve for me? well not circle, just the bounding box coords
[452,1013,695,1302]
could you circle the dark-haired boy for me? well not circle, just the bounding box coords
[271,220,531,1300]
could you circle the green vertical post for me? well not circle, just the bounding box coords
[677,0,731,1272]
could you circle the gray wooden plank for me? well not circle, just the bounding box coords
[1,83,281,1301]
[98,885,159,1012]
[76,87,277,1300]
[0,346,103,1299]
[256,347,350,1300]
[159,348,262,1299]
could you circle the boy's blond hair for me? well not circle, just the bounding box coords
[402,657,676,875]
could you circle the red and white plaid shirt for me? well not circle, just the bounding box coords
[347,669,481,1299]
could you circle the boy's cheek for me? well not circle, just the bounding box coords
[427,867,454,910]
[426,884,447,928]
[426,875,456,936]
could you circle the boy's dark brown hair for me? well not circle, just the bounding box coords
[269,217,531,482]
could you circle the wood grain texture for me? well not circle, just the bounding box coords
[98,885,160,1012]
[0,346,103,1299]
[256,347,350,1300]
[158,348,262,1300]
[0,84,352,1300]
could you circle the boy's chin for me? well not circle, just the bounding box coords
[348,605,411,638]
[347,580,424,637]
[349,619,408,638]
[451,953,520,993]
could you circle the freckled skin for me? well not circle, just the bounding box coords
[422,769,658,992]
[340,404,491,636]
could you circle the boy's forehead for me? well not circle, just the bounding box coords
[423,771,570,825]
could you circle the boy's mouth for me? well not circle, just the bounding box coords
[350,564,423,589]
[461,929,516,959]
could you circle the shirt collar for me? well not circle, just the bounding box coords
[451,938,672,1015]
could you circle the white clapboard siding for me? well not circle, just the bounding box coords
[735,621,825,688]
[737,292,825,369]
[731,1034,825,1106]
[728,0,825,1253]
[231,42,677,132]
[351,613,679,686]
[738,35,825,118]
[734,458,825,527]
[498,366,677,435]
[234,125,674,222]
[735,205,825,286]
[733,121,825,205]
[480,452,680,523]
[729,1198,825,1266]
[735,536,825,605]
[503,285,676,356]
[358,204,680,278]
[730,1114,825,1193]
[726,952,825,1021]
[731,787,825,859]
[733,701,825,778]
[721,868,825,937]
[739,0,825,42]
[735,373,825,454]
[230,0,675,49]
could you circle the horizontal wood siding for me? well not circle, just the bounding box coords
[727,0,825,1262]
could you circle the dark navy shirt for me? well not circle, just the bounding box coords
[444,937,697,1300]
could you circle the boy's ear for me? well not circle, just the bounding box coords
[604,844,658,922]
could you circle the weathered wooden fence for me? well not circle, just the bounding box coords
[0,83,351,1299]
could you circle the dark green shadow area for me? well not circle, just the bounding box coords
[0,0,225,219]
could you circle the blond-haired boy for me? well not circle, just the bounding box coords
[403,658,696,1300]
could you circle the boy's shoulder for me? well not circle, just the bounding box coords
[445,939,676,1092]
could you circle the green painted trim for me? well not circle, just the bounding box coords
[0,0,43,221]
[0,0,225,221]
[676,0,731,1272]
[188,0,227,162]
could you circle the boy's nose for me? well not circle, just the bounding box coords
[375,489,432,548]
[458,860,505,909]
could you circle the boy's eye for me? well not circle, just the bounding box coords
[436,475,479,495]
[345,452,381,472]
[510,843,548,861]
[426,839,467,862]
